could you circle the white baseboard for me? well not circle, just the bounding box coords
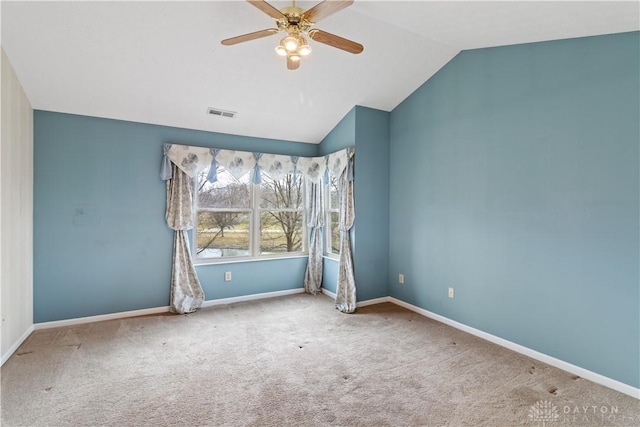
[200,288,304,308]
[319,288,389,308]
[1,325,35,366]
[34,306,171,330]
[321,288,336,299]
[34,288,307,331]
[388,297,640,400]
[357,296,391,307]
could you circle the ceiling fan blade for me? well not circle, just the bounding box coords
[247,0,286,19]
[221,29,279,46]
[308,29,363,54]
[302,0,353,23]
[287,56,300,70]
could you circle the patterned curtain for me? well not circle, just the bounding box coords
[164,144,350,186]
[335,151,356,313]
[160,143,353,310]
[166,163,204,314]
[303,179,324,294]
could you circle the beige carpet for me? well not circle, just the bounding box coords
[1,293,638,426]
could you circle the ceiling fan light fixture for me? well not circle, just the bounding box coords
[296,35,311,56]
[298,43,311,56]
[289,53,301,62]
[275,45,288,56]
[282,35,299,52]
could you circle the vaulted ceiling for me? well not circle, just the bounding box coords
[2,1,638,144]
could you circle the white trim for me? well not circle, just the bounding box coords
[388,297,640,400]
[1,325,34,366]
[34,306,171,330]
[194,254,308,266]
[320,289,390,309]
[357,296,391,307]
[200,288,304,308]
[321,288,336,299]
[34,288,307,330]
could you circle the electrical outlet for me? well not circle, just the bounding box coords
[398,273,404,284]
[224,272,232,282]
[448,287,454,298]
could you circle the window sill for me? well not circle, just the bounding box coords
[194,254,308,266]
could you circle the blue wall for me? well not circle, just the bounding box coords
[33,111,316,322]
[318,107,355,156]
[388,32,639,388]
[353,107,390,301]
[318,106,390,300]
[318,108,356,294]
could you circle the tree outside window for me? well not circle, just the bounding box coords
[326,174,340,255]
[194,166,306,260]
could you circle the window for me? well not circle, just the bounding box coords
[195,166,306,261]
[325,174,340,256]
[259,172,304,255]
[196,166,251,258]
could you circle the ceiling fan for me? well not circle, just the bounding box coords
[221,0,363,70]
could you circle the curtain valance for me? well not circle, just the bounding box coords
[161,144,351,184]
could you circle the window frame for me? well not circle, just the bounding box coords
[324,175,340,259]
[193,167,308,264]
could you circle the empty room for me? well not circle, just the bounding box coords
[1,1,639,425]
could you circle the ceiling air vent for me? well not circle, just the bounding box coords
[207,107,236,119]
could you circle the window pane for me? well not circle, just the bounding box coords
[196,211,250,258]
[331,211,340,253]
[260,173,303,209]
[329,176,339,208]
[197,167,250,209]
[260,211,303,254]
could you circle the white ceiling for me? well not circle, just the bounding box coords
[2,1,638,144]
